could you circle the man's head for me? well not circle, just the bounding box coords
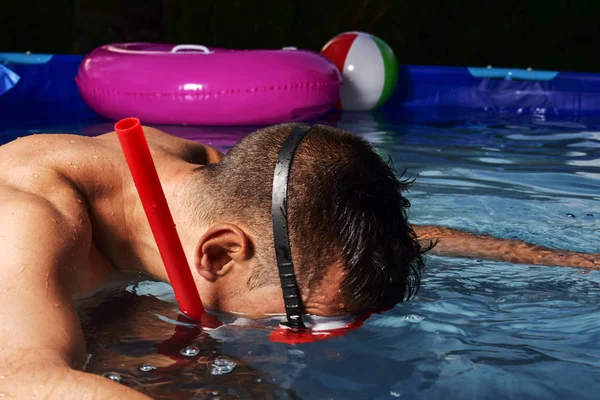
[183,123,430,318]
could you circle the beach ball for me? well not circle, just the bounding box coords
[321,32,398,111]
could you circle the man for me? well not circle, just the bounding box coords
[0,122,597,398]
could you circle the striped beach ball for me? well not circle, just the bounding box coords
[321,32,398,111]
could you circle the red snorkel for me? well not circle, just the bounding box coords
[115,117,205,322]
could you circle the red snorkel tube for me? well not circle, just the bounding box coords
[115,117,205,322]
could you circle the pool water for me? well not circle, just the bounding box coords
[2,111,600,399]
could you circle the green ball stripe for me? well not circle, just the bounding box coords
[371,35,399,109]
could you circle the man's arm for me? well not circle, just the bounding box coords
[412,225,599,269]
[0,191,151,399]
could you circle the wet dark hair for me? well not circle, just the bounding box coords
[191,123,431,313]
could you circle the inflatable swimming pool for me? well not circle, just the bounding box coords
[3,50,600,128]
[74,43,343,126]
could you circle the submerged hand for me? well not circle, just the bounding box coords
[412,224,599,270]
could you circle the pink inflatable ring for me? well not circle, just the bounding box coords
[75,43,343,126]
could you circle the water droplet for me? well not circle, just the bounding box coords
[180,346,200,357]
[579,270,590,275]
[566,213,576,218]
[212,392,218,396]
[102,372,121,382]
[255,378,262,383]
[66,161,72,165]
[210,356,237,375]
[93,154,99,159]
[33,174,39,178]
[404,314,425,323]
[139,364,156,372]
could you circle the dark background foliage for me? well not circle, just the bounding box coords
[2,0,599,72]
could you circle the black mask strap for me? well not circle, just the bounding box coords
[272,124,313,330]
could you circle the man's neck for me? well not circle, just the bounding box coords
[76,142,202,284]
[124,156,200,279]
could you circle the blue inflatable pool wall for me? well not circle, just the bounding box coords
[2,52,600,128]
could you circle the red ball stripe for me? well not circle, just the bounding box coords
[320,32,358,75]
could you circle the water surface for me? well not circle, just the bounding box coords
[2,111,599,399]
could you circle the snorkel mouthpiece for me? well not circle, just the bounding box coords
[269,313,372,344]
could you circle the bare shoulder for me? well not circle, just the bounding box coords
[98,126,224,164]
[0,132,93,160]
[142,126,225,164]
[0,186,92,291]
[0,187,91,368]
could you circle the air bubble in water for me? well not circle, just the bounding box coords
[180,346,200,357]
[404,314,424,322]
[139,364,157,372]
[102,372,121,383]
[210,356,237,375]
[566,213,576,218]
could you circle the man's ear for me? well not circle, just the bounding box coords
[194,222,253,282]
